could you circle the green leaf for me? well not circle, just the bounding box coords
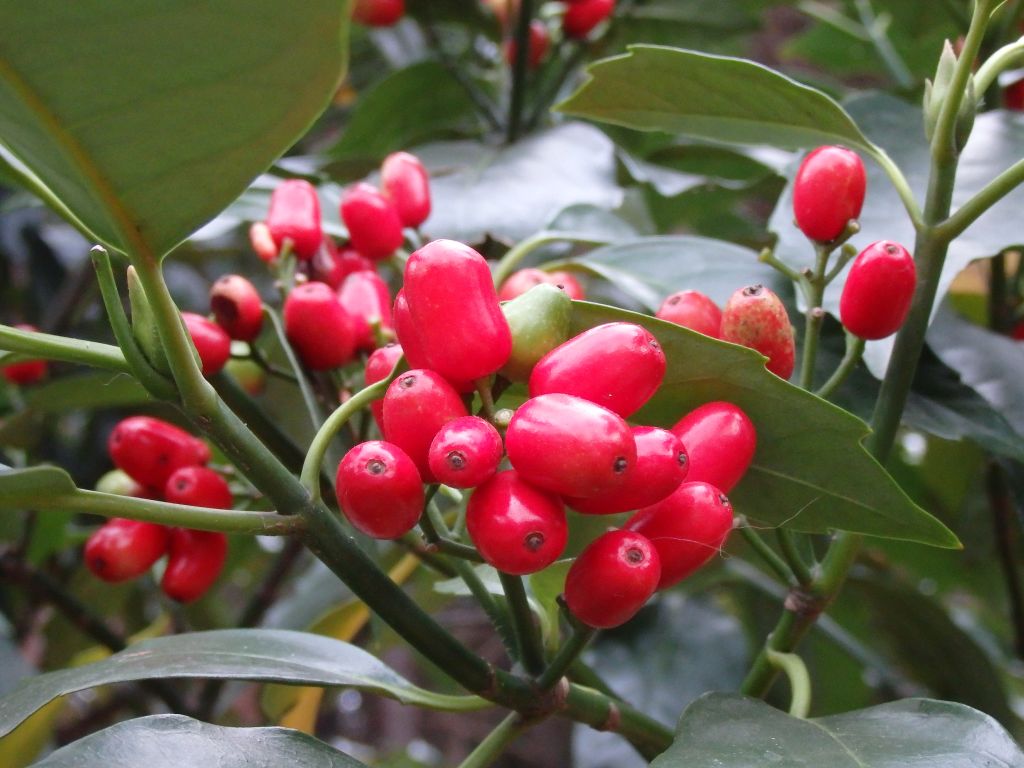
[0,0,348,259]
[558,46,873,152]
[0,629,487,737]
[653,694,1024,767]
[31,714,368,768]
[23,372,151,413]
[570,302,958,547]
[0,465,75,507]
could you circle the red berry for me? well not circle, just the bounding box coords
[656,290,722,338]
[2,324,47,385]
[428,416,504,489]
[164,466,233,509]
[498,268,584,301]
[564,529,660,629]
[352,0,405,26]
[466,470,567,575]
[792,146,866,243]
[381,152,431,228]
[161,528,228,603]
[403,240,513,383]
[340,183,405,261]
[365,343,404,432]
[267,179,323,260]
[108,416,211,488]
[283,282,356,370]
[336,441,424,539]
[504,20,550,70]
[567,427,688,515]
[249,221,279,263]
[182,312,231,377]
[1013,321,1024,341]
[671,401,756,493]
[309,241,375,289]
[1005,79,1024,110]
[84,519,169,583]
[839,240,916,341]
[529,322,665,418]
[626,481,733,589]
[382,369,470,481]
[505,393,635,498]
[562,0,615,39]
[210,275,263,342]
[720,285,795,380]
[339,270,394,351]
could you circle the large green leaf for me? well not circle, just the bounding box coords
[0,465,75,507]
[0,629,484,738]
[653,694,1024,767]
[570,302,958,547]
[31,715,368,768]
[558,46,873,152]
[0,1,348,259]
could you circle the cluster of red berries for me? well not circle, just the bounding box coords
[1,324,47,386]
[336,238,756,629]
[83,417,229,603]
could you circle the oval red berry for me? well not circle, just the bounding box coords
[340,183,405,260]
[720,284,796,380]
[164,466,233,510]
[84,518,169,583]
[108,416,210,488]
[428,416,504,489]
[839,240,916,340]
[210,274,263,342]
[656,290,722,338]
[161,528,228,603]
[671,401,756,493]
[564,529,660,629]
[283,282,356,371]
[182,312,231,377]
[267,179,322,259]
[336,441,424,539]
[381,152,431,228]
[792,146,866,243]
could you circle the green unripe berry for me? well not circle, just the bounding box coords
[499,284,572,382]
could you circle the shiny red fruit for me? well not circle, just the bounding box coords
[562,0,615,38]
[108,416,211,488]
[504,20,550,70]
[336,441,424,539]
[182,312,231,377]
[210,275,263,342]
[1,324,47,385]
[365,343,404,433]
[310,242,375,290]
[339,270,394,351]
[792,146,866,243]
[1005,79,1024,110]
[466,471,567,575]
[249,222,279,263]
[671,401,756,493]
[498,268,585,301]
[505,393,635,498]
[656,290,722,338]
[1013,321,1024,341]
[283,282,356,370]
[568,427,688,515]
[164,466,233,509]
[839,240,916,341]
[403,240,513,382]
[84,519,169,583]
[720,285,795,380]
[267,179,323,260]
[626,481,733,589]
[352,0,405,26]
[428,416,504,489]
[381,152,431,228]
[529,322,665,418]
[564,529,660,629]
[382,369,470,480]
[161,528,228,603]
[340,183,405,261]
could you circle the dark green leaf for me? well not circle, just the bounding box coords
[22,372,150,413]
[0,465,75,507]
[570,302,958,547]
[654,694,1024,767]
[32,714,368,768]
[0,0,348,259]
[558,46,873,151]
[0,629,486,737]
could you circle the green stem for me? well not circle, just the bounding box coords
[938,155,1024,242]
[974,35,1024,95]
[262,305,323,432]
[815,334,866,400]
[758,247,807,286]
[492,232,610,288]
[798,247,830,391]
[0,324,129,373]
[506,0,535,143]
[499,571,546,676]
[737,520,797,585]
[457,713,528,768]
[536,624,596,690]
[765,650,811,718]
[775,529,814,587]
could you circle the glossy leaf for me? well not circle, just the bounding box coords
[0,0,348,259]
[32,715,368,768]
[0,465,75,507]
[559,46,873,152]
[570,302,958,547]
[653,693,1024,767]
[0,629,487,737]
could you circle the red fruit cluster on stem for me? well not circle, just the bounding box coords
[340,183,405,261]
[792,146,866,243]
[161,529,228,603]
[283,282,356,370]
[108,416,211,488]
[85,519,169,583]
[267,179,323,259]
[839,240,917,340]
